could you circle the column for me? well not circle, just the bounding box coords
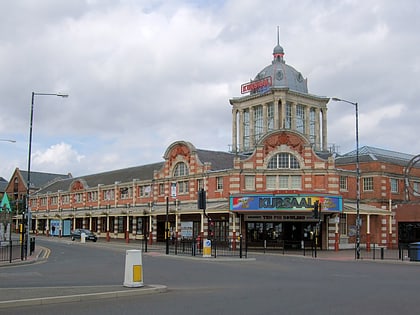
[274,98,279,129]
[125,213,130,243]
[280,98,286,128]
[232,108,238,153]
[321,107,328,151]
[249,106,255,147]
[263,103,268,133]
[238,110,244,152]
[315,108,321,151]
[366,214,371,251]
[304,105,311,138]
[291,102,297,130]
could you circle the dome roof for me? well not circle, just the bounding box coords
[252,44,308,94]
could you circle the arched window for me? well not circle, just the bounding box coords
[267,153,300,169]
[173,162,189,177]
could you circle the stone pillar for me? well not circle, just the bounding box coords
[232,109,237,152]
[263,103,268,133]
[239,110,244,152]
[274,98,279,129]
[291,102,297,130]
[322,107,328,151]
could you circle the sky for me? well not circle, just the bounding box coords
[0,0,419,180]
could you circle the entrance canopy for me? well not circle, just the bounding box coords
[343,203,390,215]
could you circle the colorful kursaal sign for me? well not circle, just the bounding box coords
[230,194,342,212]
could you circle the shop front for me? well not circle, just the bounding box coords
[230,194,343,250]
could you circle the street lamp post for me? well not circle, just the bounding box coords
[332,97,360,259]
[24,92,68,259]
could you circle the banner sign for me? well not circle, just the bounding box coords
[230,194,342,212]
[171,182,177,198]
[241,76,272,94]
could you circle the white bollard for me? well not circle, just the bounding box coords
[123,249,144,287]
[81,232,86,243]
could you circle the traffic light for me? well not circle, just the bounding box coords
[312,201,319,219]
[209,220,214,237]
[198,188,206,210]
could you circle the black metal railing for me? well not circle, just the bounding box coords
[0,240,23,263]
[140,238,246,258]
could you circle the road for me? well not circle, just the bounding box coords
[1,237,419,314]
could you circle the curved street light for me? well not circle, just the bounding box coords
[331,97,360,259]
[0,139,16,143]
[23,92,69,259]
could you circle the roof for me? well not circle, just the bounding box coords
[18,170,72,190]
[0,177,8,193]
[335,146,415,167]
[196,149,245,171]
[36,162,164,194]
[251,43,308,94]
[36,147,246,194]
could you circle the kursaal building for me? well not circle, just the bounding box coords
[9,35,420,252]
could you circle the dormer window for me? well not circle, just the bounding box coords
[173,162,188,177]
[267,153,300,169]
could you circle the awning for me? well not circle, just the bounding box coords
[343,203,391,215]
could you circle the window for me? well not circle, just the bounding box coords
[159,183,164,196]
[62,195,70,204]
[136,218,143,235]
[197,179,204,191]
[117,216,124,233]
[103,189,114,201]
[340,176,348,190]
[51,196,58,205]
[245,175,255,190]
[74,193,83,203]
[40,197,47,206]
[88,191,98,202]
[339,214,347,236]
[254,105,263,143]
[291,176,302,189]
[296,104,305,134]
[173,162,189,177]
[140,185,151,197]
[216,177,223,190]
[266,175,276,190]
[363,177,374,191]
[285,102,292,129]
[266,175,302,190]
[120,187,132,199]
[414,182,420,196]
[267,153,300,169]
[390,178,398,193]
[178,181,189,194]
[309,108,316,144]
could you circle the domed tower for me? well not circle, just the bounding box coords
[230,30,329,154]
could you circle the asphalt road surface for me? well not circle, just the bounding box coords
[1,237,419,315]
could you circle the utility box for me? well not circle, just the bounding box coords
[409,242,420,261]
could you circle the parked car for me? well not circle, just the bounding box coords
[71,229,97,242]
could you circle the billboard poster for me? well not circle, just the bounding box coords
[230,194,342,212]
[181,221,193,239]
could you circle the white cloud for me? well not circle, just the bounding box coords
[32,143,85,174]
[0,0,419,179]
